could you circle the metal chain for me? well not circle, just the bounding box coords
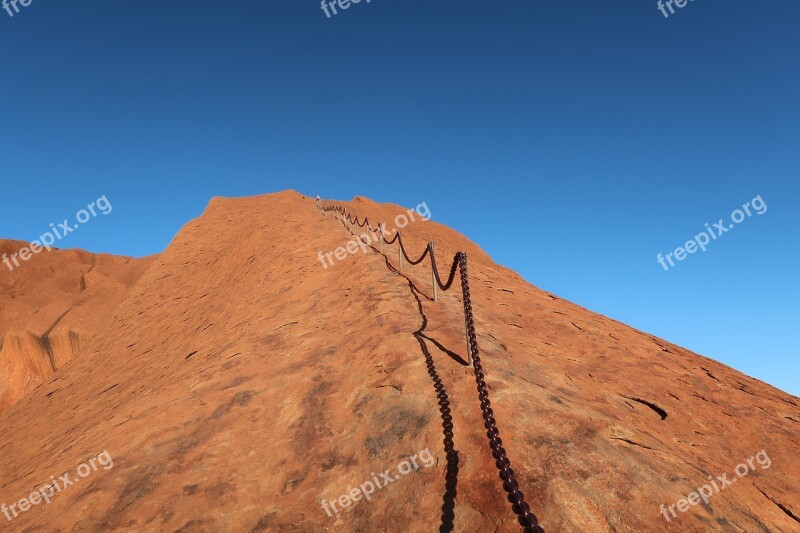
[320,203,544,533]
[430,244,460,292]
[399,234,431,265]
[458,252,543,533]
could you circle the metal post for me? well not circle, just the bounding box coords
[430,241,438,302]
[398,233,403,273]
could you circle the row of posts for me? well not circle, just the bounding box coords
[331,205,472,366]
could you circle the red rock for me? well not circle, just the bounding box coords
[0,239,154,413]
[0,191,797,532]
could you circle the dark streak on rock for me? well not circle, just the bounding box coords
[700,367,721,383]
[624,396,668,420]
[755,486,800,525]
[610,437,654,450]
[250,512,277,532]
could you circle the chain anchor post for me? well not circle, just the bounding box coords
[398,233,403,272]
[430,241,438,302]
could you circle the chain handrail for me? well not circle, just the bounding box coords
[398,234,431,266]
[318,202,544,533]
[430,245,460,292]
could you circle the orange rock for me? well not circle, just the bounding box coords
[0,191,797,532]
[0,239,154,412]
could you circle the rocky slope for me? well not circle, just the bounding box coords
[0,191,797,532]
[0,239,154,413]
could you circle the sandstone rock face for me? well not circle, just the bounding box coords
[0,191,797,532]
[0,240,155,412]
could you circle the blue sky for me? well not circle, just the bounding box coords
[0,1,797,395]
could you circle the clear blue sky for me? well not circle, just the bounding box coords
[1,1,797,395]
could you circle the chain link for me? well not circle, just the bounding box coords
[319,203,542,531]
[320,203,543,532]
[458,252,543,533]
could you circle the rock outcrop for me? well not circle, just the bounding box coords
[0,239,154,412]
[0,192,797,532]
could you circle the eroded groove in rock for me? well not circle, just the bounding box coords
[624,396,668,420]
[755,486,800,525]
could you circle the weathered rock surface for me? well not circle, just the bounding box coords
[0,239,154,412]
[0,191,797,532]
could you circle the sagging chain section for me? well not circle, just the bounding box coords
[319,202,544,533]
